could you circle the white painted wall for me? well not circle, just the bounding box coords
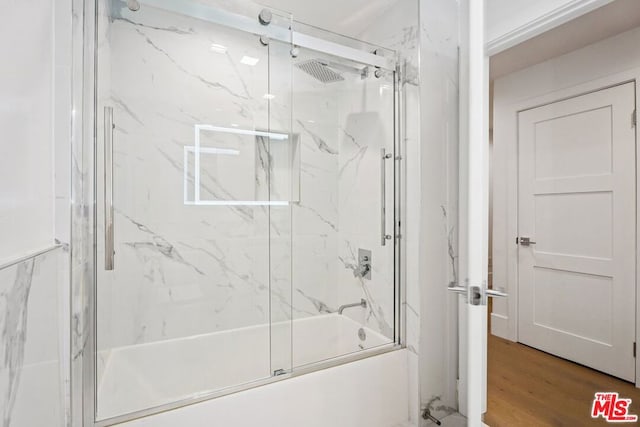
[0,2,73,427]
[492,25,640,385]
[487,0,614,54]
[0,0,71,261]
[0,1,55,263]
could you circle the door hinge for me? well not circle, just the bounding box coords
[634,342,636,358]
[633,110,637,127]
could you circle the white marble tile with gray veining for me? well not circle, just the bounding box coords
[0,249,63,427]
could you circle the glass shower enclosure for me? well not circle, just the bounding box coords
[91,0,401,423]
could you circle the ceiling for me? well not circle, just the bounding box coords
[490,0,640,80]
[257,0,640,82]
[258,0,400,38]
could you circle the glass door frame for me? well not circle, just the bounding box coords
[72,0,406,425]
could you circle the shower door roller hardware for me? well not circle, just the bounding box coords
[381,149,393,246]
[259,35,270,46]
[290,47,299,58]
[104,106,115,271]
[126,0,140,11]
[517,236,536,246]
[447,282,507,306]
[258,9,272,26]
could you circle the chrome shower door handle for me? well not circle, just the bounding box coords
[381,148,393,246]
[104,106,115,270]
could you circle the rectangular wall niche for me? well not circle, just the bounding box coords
[183,124,300,206]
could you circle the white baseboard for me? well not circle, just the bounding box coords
[490,313,511,341]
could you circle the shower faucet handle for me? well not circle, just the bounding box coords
[353,263,370,278]
[355,249,372,280]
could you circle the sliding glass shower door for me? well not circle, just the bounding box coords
[95,0,293,420]
[91,1,400,423]
[290,44,398,367]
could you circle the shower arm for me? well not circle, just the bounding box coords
[337,299,367,315]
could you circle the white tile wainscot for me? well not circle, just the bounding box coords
[0,247,65,427]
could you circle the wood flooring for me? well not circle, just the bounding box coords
[485,334,640,426]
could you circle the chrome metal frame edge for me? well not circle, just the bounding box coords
[395,65,405,348]
[134,0,395,70]
[0,244,63,271]
[86,3,405,426]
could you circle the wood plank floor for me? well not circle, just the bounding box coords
[485,334,640,426]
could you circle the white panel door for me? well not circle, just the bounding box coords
[518,82,636,382]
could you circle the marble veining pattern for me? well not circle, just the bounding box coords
[95,0,400,356]
[0,259,35,426]
[358,3,423,424]
[0,249,63,427]
[68,0,409,419]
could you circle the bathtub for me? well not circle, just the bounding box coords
[97,314,409,426]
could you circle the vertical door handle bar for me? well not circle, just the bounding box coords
[381,148,393,246]
[104,106,115,270]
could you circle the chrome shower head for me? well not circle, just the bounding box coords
[295,60,345,84]
[126,0,140,11]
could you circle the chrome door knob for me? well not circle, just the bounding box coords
[518,237,536,246]
[447,283,508,305]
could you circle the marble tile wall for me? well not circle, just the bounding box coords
[290,57,397,346]
[0,0,439,426]
[66,0,461,424]
[358,0,420,344]
[357,1,421,423]
[334,82,396,338]
[96,0,400,358]
[417,0,462,423]
[96,3,290,351]
[0,248,64,427]
[359,1,462,424]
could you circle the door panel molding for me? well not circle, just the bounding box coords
[493,72,640,385]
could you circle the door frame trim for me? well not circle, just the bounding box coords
[492,69,640,386]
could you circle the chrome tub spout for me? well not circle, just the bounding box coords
[337,299,367,315]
